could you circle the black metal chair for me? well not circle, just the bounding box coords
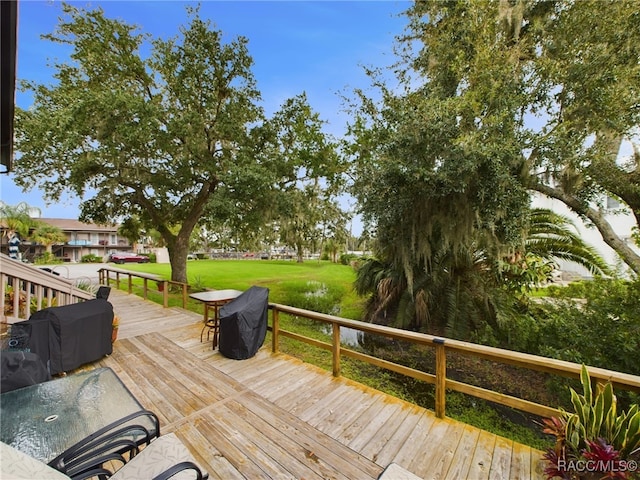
[48,409,161,479]
[96,286,111,300]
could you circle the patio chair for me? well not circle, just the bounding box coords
[48,408,207,480]
[94,433,208,480]
[2,434,208,480]
[48,409,161,479]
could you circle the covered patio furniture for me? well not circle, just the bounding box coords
[0,350,50,393]
[14,299,113,374]
[218,286,269,360]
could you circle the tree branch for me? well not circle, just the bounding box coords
[531,181,640,275]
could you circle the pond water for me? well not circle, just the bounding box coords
[305,280,364,347]
[321,325,363,347]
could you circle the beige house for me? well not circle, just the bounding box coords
[1,218,134,263]
[43,218,134,262]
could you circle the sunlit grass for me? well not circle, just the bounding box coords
[120,259,365,318]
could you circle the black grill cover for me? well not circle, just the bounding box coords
[0,351,51,393]
[15,299,114,375]
[218,286,269,360]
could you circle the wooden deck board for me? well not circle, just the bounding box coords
[88,290,547,479]
[511,442,532,480]
[343,398,403,449]
[308,384,372,428]
[172,423,245,480]
[375,407,433,468]
[413,420,466,479]
[489,436,514,480]
[444,424,482,479]
[466,430,498,480]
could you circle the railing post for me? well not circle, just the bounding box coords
[332,323,341,377]
[128,274,133,294]
[162,281,168,308]
[272,308,279,353]
[434,338,446,419]
[182,283,188,309]
[143,278,148,300]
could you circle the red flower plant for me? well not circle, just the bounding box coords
[582,438,628,480]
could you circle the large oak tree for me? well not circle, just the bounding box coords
[350,0,640,279]
[14,4,264,283]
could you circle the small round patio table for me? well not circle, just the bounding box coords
[189,289,243,349]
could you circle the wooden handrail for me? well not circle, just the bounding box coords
[268,302,640,420]
[1,254,95,323]
[97,267,189,309]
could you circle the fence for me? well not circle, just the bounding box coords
[269,303,640,419]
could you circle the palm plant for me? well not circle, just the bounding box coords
[355,207,611,339]
[525,208,611,277]
[356,243,500,337]
[0,201,40,238]
[31,225,67,253]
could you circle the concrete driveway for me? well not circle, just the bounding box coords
[37,263,111,284]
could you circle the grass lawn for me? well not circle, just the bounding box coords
[119,259,365,319]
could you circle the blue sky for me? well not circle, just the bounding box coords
[2,0,411,234]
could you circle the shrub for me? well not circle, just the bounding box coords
[535,278,640,377]
[541,365,640,480]
[189,275,207,292]
[81,254,103,263]
[339,253,359,266]
[33,252,62,265]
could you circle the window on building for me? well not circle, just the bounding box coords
[606,197,621,209]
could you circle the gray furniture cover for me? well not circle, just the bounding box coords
[14,299,114,375]
[218,286,269,360]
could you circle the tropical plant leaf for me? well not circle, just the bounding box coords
[592,390,604,439]
[619,411,640,457]
[581,365,592,405]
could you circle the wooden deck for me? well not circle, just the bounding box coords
[92,290,546,479]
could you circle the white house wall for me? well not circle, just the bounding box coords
[531,192,639,278]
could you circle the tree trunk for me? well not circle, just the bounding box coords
[296,242,304,263]
[160,182,215,284]
[168,234,190,284]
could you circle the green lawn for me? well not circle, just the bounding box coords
[119,259,365,319]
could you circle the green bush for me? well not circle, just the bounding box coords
[81,254,103,263]
[535,278,640,377]
[339,253,359,266]
[189,275,207,292]
[33,252,62,265]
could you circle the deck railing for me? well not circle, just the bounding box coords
[1,254,94,323]
[90,269,640,422]
[268,303,640,420]
[97,267,189,309]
